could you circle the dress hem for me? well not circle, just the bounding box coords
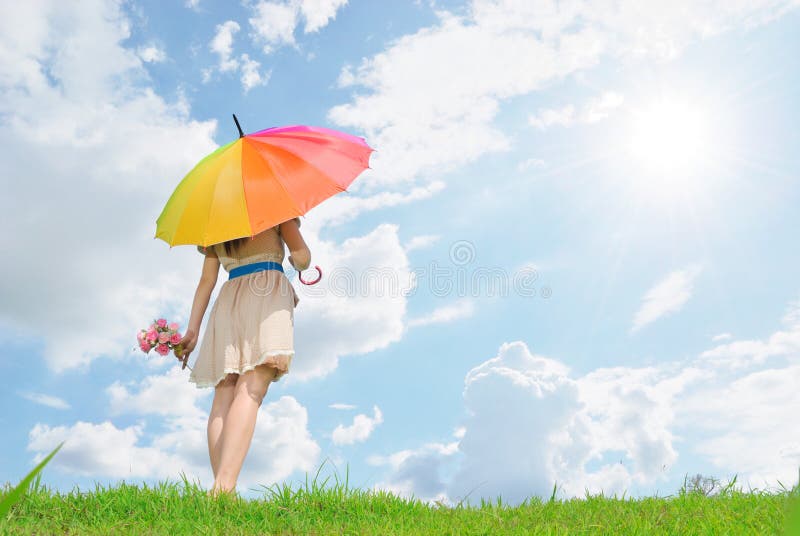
[189,349,295,389]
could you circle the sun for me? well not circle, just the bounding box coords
[627,97,709,174]
[614,93,725,206]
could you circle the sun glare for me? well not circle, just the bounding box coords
[627,97,709,174]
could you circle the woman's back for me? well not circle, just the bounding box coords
[198,217,308,273]
[199,226,285,273]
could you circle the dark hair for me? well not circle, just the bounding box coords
[219,218,299,255]
[220,236,249,256]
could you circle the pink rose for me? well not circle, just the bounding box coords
[158,332,170,344]
[150,323,158,331]
[170,332,182,344]
[146,329,158,342]
[156,318,168,328]
[168,322,179,332]
[139,340,152,353]
[155,343,170,356]
[136,330,145,342]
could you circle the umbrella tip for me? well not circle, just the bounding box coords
[232,114,244,138]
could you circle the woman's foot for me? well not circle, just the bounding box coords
[207,483,237,499]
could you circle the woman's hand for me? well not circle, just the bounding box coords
[280,218,311,271]
[175,328,198,363]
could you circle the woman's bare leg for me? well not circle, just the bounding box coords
[208,373,238,479]
[211,364,277,494]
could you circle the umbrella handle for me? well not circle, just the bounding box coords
[298,265,322,285]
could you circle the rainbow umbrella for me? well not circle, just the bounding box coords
[155,114,374,249]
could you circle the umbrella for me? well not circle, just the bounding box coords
[155,114,375,283]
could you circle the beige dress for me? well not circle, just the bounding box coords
[188,220,301,389]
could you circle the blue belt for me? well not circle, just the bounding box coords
[229,261,284,280]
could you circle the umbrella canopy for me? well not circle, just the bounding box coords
[155,115,375,247]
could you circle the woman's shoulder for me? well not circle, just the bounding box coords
[276,217,301,235]
[197,244,219,257]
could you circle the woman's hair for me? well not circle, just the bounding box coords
[219,236,248,256]
[217,217,300,255]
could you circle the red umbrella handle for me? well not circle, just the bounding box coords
[298,265,322,285]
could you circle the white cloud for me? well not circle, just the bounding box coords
[370,302,800,505]
[372,338,688,505]
[19,392,71,410]
[329,0,795,193]
[404,234,441,253]
[330,7,599,192]
[300,0,349,34]
[583,91,625,122]
[205,21,269,92]
[285,222,416,382]
[676,364,800,490]
[528,91,624,129]
[369,294,800,505]
[307,180,446,228]
[28,420,186,479]
[0,0,219,373]
[528,105,576,129]
[329,402,357,410]
[239,53,271,91]
[367,440,458,504]
[248,0,348,54]
[675,300,800,487]
[232,395,322,487]
[469,0,797,60]
[137,44,166,63]
[631,264,703,332]
[516,157,546,171]
[144,393,320,490]
[248,1,299,54]
[330,405,383,445]
[106,365,207,419]
[28,365,321,491]
[712,332,732,342]
[407,298,475,328]
[697,298,800,370]
[566,362,706,488]
[445,341,588,504]
[210,20,240,72]
[336,64,356,87]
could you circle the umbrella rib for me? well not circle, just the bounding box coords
[247,137,348,196]
[252,127,370,149]
[203,152,224,245]
[252,131,373,169]
[179,139,240,247]
[243,137,305,223]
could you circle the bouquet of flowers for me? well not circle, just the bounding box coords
[137,318,186,367]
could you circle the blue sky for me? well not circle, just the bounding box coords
[1,0,799,505]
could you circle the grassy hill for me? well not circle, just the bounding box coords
[3,470,800,535]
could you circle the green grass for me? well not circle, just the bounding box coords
[3,458,800,535]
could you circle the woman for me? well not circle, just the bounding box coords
[174,216,310,496]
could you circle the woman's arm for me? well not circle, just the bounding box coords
[279,218,311,271]
[175,255,220,360]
